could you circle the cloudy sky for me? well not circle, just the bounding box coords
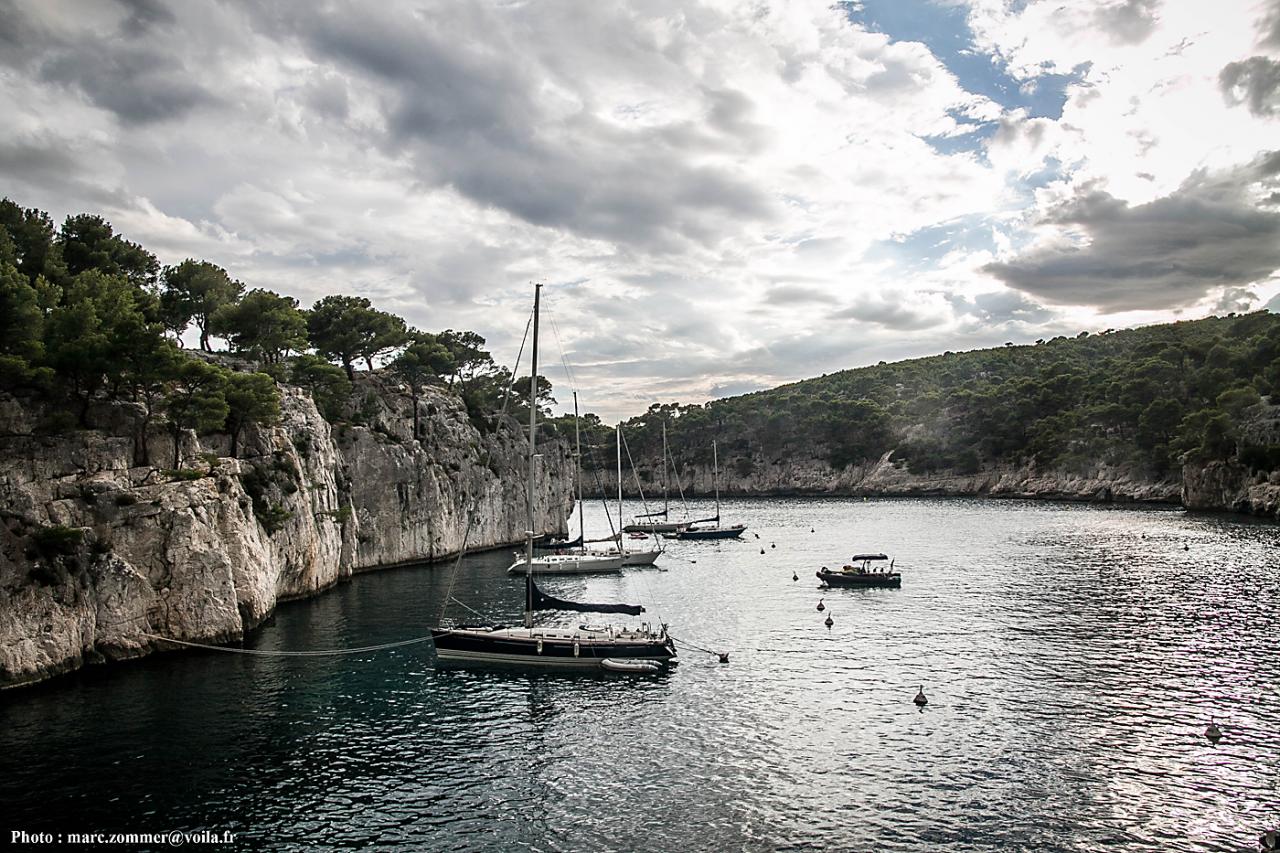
[3,0,1280,419]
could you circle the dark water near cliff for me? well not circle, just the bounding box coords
[3,498,1279,851]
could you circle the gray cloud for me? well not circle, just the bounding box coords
[1220,56,1280,116]
[984,155,1280,311]
[239,2,778,254]
[830,295,943,331]
[1261,0,1280,49]
[0,1,220,124]
[1094,0,1160,45]
[763,284,838,305]
[117,0,176,36]
[948,290,1055,326]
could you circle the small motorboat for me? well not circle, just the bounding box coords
[601,657,666,674]
[816,553,901,588]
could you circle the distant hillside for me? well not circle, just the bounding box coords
[588,312,1280,507]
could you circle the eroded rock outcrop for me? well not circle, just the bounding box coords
[0,378,570,689]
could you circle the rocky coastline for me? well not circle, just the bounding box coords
[0,376,572,690]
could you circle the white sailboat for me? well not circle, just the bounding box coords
[432,284,676,668]
[508,391,624,574]
[623,422,687,534]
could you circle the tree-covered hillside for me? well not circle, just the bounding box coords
[609,313,1280,482]
[0,199,535,465]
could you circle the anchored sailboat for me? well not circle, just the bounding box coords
[623,422,687,534]
[671,440,746,540]
[612,423,661,566]
[507,391,623,575]
[432,284,675,668]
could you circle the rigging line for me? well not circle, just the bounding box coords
[447,596,487,618]
[545,308,581,399]
[437,305,535,625]
[141,632,434,657]
[619,426,654,520]
[668,438,691,516]
[666,633,727,658]
[584,439,620,543]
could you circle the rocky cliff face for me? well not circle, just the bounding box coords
[0,378,571,689]
[611,450,1181,504]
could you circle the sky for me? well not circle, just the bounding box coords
[2,0,1280,420]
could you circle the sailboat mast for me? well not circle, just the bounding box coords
[573,391,583,546]
[662,421,669,516]
[617,422,624,553]
[713,439,720,522]
[524,284,541,628]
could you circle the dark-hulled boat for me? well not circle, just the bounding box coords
[670,440,747,540]
[431,284,676,670]
[816,553,901,588]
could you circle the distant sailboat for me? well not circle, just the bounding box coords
[507,395,623,575]
[612,423,661,566]
[432,284,675,669]
[671,440,746,540]
[623,422,686,534]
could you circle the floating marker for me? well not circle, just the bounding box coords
[824,613,833,627]
[792,572,798,581]
[1205,719,1222,743]
[760,548,765,554]
[718,652,730,664]
[816,598,825,612]
[771,543,776,549]
[914,686,928,707]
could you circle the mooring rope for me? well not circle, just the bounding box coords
[141,632,434,657]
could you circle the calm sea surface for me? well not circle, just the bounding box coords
[3,497,1278,851]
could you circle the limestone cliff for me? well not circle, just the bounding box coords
[0,378,571,689]
[611,449,1181,505]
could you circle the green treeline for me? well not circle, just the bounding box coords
[0,199,525,464]
[611,315,1280,480]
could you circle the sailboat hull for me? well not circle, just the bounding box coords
[431,626,677,669]
[623,522,685,533]
[507,554,625,574]
[620,549,661,566]
[672,525,747,540]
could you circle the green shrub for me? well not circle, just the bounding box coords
[114,493,138,506]
[31,525,83,557]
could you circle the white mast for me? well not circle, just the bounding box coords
[712,439,720,524]
[524,284,541,628]
[573,391,583,545]
[617,422,625,555]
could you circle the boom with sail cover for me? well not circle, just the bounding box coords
[530,580,645,616]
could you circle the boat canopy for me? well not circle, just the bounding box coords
[850,553,890,561]
[530,580,645,616]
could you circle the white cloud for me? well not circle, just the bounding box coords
[0,0,1278,419]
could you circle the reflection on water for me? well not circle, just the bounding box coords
[2,498,1278,851]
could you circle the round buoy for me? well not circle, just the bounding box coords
[914,686,928,707]
[1205,719,1222,743]
[816,598,825,612]
[792,572,798,581]
[810,528,814,533]
[760,548,765,554]
[1184,543,1190,551]
[824,613,833,627]
[771,543,776,549]
[718,652,730,664]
